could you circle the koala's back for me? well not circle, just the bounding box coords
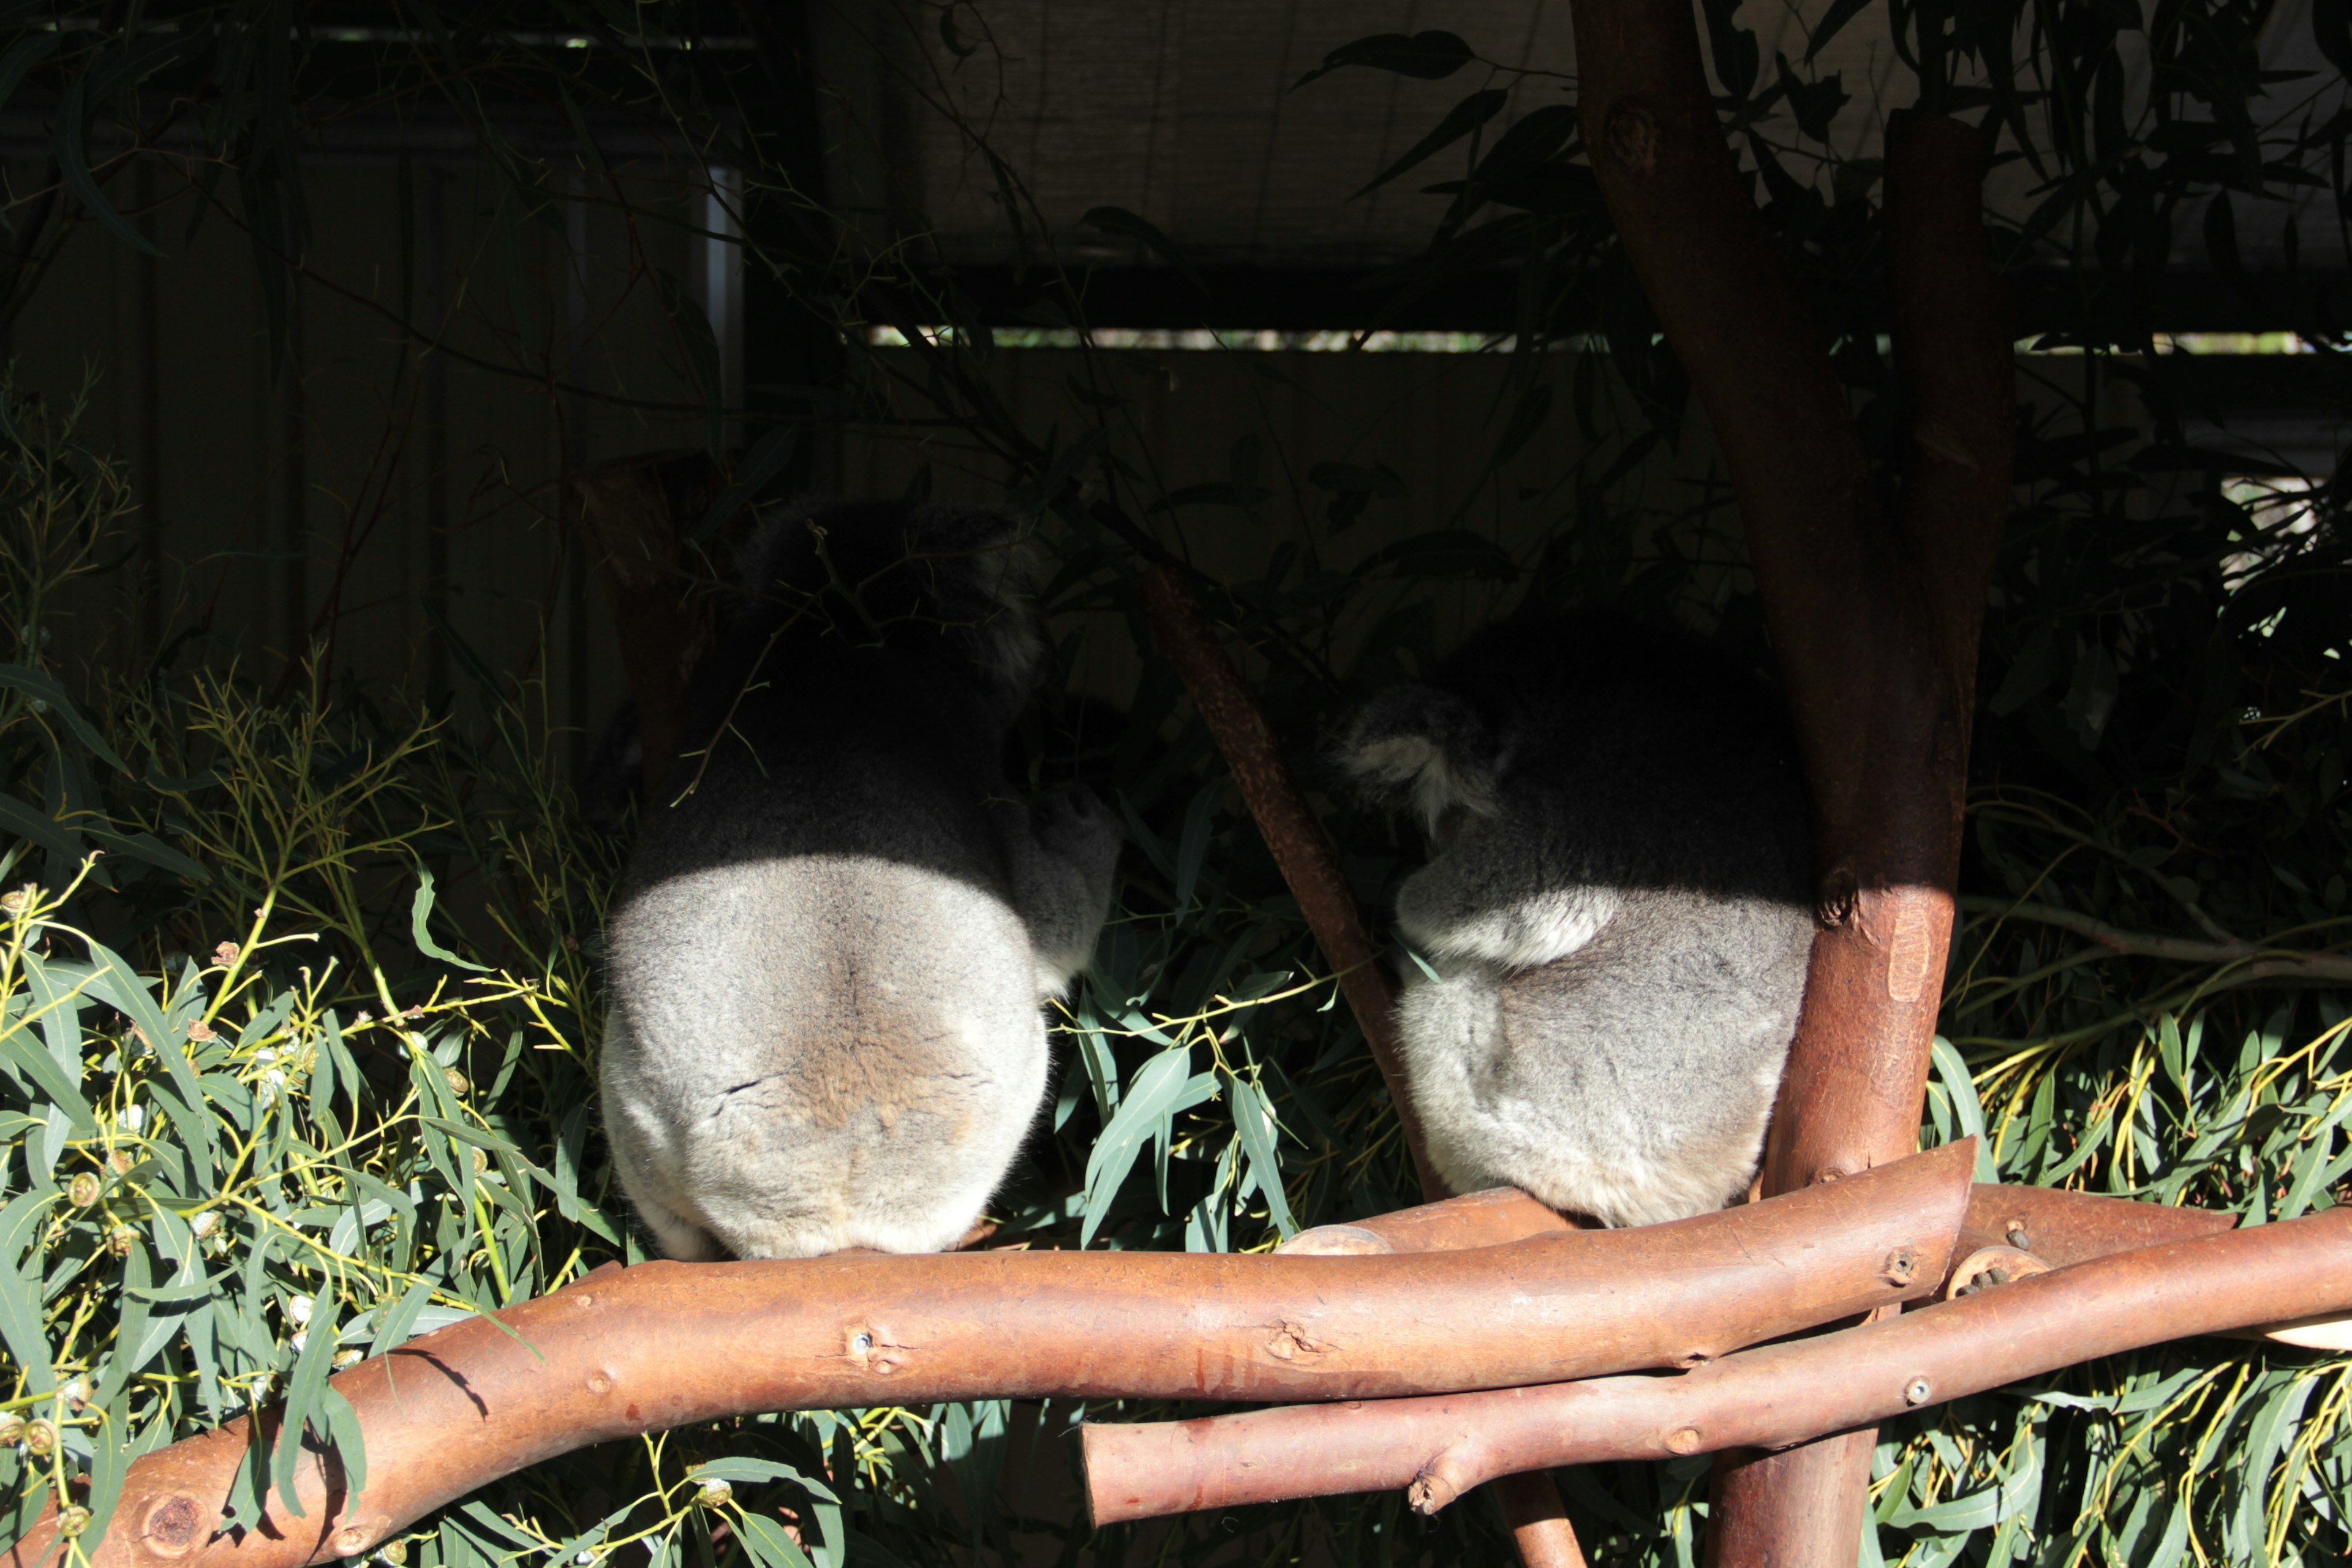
[599,499,1063,1259]
[1400,888,1815,1226]
[1355,614,1818,1227]
[1454,616,1811,903]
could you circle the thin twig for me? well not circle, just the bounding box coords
[1962,896,2352,983]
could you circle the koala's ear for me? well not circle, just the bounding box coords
[1336,686,1499,835]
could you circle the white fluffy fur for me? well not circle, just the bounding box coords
[1341,734,1499,834]
[1399,882,1619,969]
[601,856,1070,1260]
[1395,893,1804,1229]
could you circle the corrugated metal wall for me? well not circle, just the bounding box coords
[9,153,727,766]
[7,151,2156,756]
[7,150,1740,739]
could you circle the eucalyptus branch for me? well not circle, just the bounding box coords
[1961,896,2352,983]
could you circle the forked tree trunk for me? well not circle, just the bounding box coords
[1132,559,1577,1561]
[1565,1,2015,1561]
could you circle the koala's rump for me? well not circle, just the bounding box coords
[1399,889,1812,1226]
[603,847,1048,1253]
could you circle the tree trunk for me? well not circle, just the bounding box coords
[1564,0,2013,1558]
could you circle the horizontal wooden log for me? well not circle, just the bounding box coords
[12,1144,1973,1568]
[1271,1189,1591,1566]
[1948,1183,2352,1348]
[1077,1204,2352,1525]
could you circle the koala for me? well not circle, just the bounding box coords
[598,498,1122,1260]
[1338,614,1815,1229]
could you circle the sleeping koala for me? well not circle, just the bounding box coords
[598,498,1121,1259]
[1338,614,1815,1227]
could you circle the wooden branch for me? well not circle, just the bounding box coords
[1287,1178,2239,1271]
[1493,1472,1590,1568]
[563,452,723,799]
[9,1148,1971,1568]
[1126,538,1573,1559]
[1747,121,2013,1551]
[1076,1204,2352,1525]
[1277,1186,1585,1256]
[1961,895,2352,982]
[1275,1189,1596,1561]
[1133,560,1439,1199]
[1959,1179,2233,1264]
[1959,1180,2352,1348]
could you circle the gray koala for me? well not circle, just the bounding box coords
[598,499,1121,1259]
[1338,615,1815,1228]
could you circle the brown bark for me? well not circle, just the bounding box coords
[1136,562,1439,1199]
[1077,1204,2352,1525]
[9,1145,1971,1568]
[1494,1472,1591,1568]
[1567,0,2012,1552]
[563,452,723,799]
[1131,554,1576,1559]
[1276,1186,1594,1564]
[1291,1180,2242,1267]
[1960,1179,2235,1265]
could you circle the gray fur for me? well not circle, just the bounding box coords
[1338,616,1815,1228]
[599,499,1120,1260]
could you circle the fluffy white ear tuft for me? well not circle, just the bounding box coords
[1336,691,1502,835]
[1351,737,1497,836]
[1398,883,1621,970]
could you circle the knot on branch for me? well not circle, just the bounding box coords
[1816,867,1858,928]
[1406,1445,1480,1515]
[1601,103,1660,175]
[1264,1321,1330,1361]
[138,1494,203,1558]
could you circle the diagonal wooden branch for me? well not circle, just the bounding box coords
[1123,533,1574,1559]
[1076,1204,2352,1525]
[6,1149,1970,1568]
[563,452,725,799]
[1133,559,1439,1199]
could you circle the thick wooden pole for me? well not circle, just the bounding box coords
[1564,1,2012,1558]
[1708,113,2014,1568]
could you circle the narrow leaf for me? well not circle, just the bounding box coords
[1351,89,1507,200]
